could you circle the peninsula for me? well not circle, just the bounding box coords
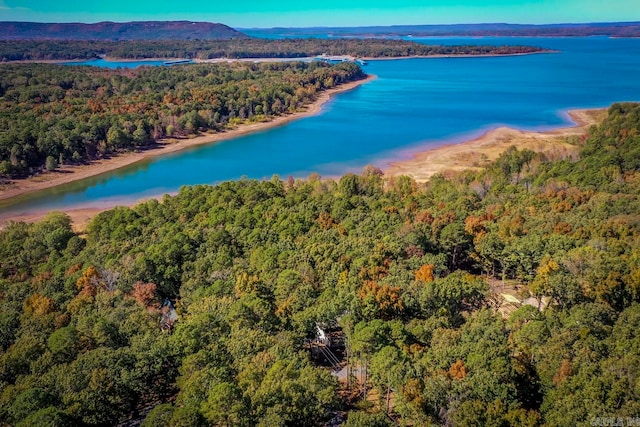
[0,63,372,201]
[0,38,548,62]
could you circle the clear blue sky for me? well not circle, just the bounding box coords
[1,0,638,28]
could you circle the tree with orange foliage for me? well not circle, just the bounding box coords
[23,294,55,318]
[357,281,404,320]
[449,359,467,380]
[76,266,100,298]
[130,282,158,308]
[415,264,435,283]
[552,359,573,386]
[317,212,336,230]
[464,215,487,243]
[66,266,103,314]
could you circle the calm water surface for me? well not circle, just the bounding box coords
[2,37,640,217]
[63,58,193,68]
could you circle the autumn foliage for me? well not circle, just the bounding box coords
[76,266,100,297]
[1,103,640,426]
[357,280,404,319]
[130,281,158,307]
[415,264,435,283]
[553,359,573,386]
[449,359,467,380]
[23,294,55,317]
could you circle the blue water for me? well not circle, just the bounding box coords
[2,37,640,218]
[63,58,193,68]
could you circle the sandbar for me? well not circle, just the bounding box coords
[384,108,606,182]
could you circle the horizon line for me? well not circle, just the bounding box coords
[1,20,640,29]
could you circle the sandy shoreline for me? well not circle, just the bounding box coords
[1,57,189,65]
[0,75,375,229]
[0,74,376,203]
[4,50,551,66]
[361,50,555,61]
[1,105,607,231]
[384,108,606,182]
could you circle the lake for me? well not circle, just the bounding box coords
[63,58,194,68]
[1,36,640,218]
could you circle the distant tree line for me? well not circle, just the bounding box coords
[0,38,547,61]
[0,61,365,178]
[249,23,640,38]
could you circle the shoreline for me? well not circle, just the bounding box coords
[384,108,606,182]
[0,105,608,231]
[361,50,555,61]
[1,57,189,65]
[3,50,551,65]
[0,75,376,226]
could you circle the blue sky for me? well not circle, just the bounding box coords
[1,0,638,27]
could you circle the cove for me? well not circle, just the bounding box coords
[1,36,640,219]
[63,58,194,68]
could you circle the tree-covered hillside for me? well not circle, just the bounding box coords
[0,21,248,41]
[0,39,547,62]
[1,103,639,426]
[0,61,365,178]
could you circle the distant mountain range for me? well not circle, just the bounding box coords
[244,22,640,38]
[0,21,248,40]
[2,21,639,41]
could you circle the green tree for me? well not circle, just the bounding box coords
[201,382,249,426]
[15,407,73,427]
[142,403,175,427]
[45,155,58,171]
[343,411,394,427]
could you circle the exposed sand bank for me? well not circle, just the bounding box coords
[384,108,607,182]
[0,75,376,229]
[197,51,551,64]
[3,206,104,234]
[3,107,606,232]
[362,50,555,61]
[4,50,551,66]
[0,75,376,203]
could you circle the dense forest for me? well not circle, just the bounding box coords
[1,103,639,426]
[0,61,365,178]
[0,39,547,62]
